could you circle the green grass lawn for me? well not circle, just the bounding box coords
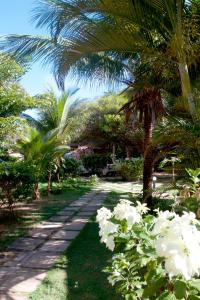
[0,178,92,251]
[30,191,131,300]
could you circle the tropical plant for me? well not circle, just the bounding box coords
[2,0,200,206]
[160,156,181,182]
[20,90,76,194]
[154,117,200,171]
[25,90,74,136]
[16,127,68,198]
[185,167,200,193]
[1,0,200,116]
[97,200,200,299]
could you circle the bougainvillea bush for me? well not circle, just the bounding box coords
[97,200,200,299]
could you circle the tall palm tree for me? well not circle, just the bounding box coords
[119,58,174,204]
[1,0,200,204]
[1,0,199,117]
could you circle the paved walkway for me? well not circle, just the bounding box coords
[0,178,171,300]
[0,184,111,300]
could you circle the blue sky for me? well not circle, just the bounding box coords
[0,0,111,99]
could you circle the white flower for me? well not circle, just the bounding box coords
[153,210,200,280]
[152,211,176,235]
[165,254,190,280]
[136,201,149,214]
[113,200,141,228]
[99,220,118,251]
[96,207,112,223]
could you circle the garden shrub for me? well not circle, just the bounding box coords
[82,153,112,174]
[97,200,200,299]
[115,158,143,181]
[63,157,82,175]
[0,161,37,212]
[150,196,175,212]
[89,174,99,185]
[175,196,200,219]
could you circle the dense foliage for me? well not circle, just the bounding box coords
[115,158,143,181]
[82,153,112,174]
[0,161,38,212]
[97,200,200,299]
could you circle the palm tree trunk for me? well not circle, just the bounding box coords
[57,172,61,183]
[46,170,52,196]
[143,108,155,207]
[112,144,116,163]
[126,146,130,159]
[33,183,40,200]
[178,63,196,118]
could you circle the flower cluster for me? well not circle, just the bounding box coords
[96,207,118,251]
[152,210,200,280]
[96,200,148,251]
[97,199,200,299]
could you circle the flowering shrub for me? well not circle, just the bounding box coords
[97,200,200,299]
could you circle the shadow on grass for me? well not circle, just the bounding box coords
[0,185,91,252]
[30,191,135,300]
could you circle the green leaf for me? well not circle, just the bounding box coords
[188,296,200,300]
[174,280,187,299]
[125,294,135,300]
[190,280,200,292]
[142,277,165,298]
[157,291,177,300]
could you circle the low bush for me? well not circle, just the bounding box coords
[115,158,143,181]
[0,161,37,212]
[63,157,82,175]
[82,154,112,174]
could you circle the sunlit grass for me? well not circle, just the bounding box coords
[30,191,130,300]
[0,177,92,251]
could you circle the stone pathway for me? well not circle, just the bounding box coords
[0,186,108,300]
[0,178,170,300]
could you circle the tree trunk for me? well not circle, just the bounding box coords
[126,146,130,159]
[57,172,61,183]
[33,183,40,200]
[178,63,196,118]
[46,171,52,196]
[112,144,116,163]
[143,108,155,207]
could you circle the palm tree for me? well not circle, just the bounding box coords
[25,90,75,136]
[17,127,68,198]
[154,116,200,171]
[1,0,199,117]
[1,0,199,204]
[119,59,170,204]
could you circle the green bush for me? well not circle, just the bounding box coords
[175,196,200,217]
[0,161,37,212]
[150,196,175,212]
[82,154,112,174]
[115,158,143,181]
[63,158,82,175]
